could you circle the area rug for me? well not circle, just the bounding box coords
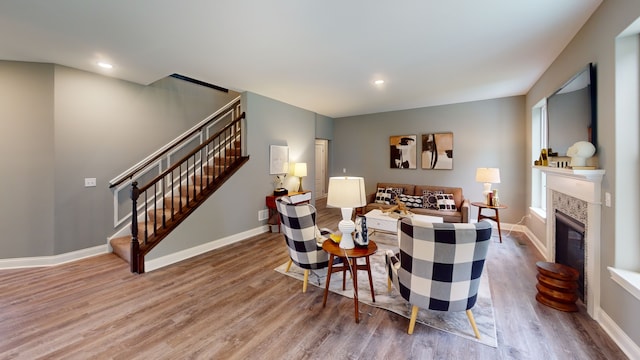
[274,238,498,348]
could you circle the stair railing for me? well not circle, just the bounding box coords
[109,97,242,228]
[128,113,246,273]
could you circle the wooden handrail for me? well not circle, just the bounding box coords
[138,112,244,193]
[109,98,241,189]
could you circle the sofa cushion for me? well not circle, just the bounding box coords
[397,194,423,208]
[375,187,391,204]
[421,189,443,210]
[415,185,464,209]
[436,193,457,211]
[388,187,404,205]
[376,183,415,197]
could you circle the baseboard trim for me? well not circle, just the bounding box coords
[144,225,270,272]
[0,245,108,269]
[597,307,640,359]
[521,226,548,260]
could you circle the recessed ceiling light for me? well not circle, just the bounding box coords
[97,62,113,69]
[374,79,385,85]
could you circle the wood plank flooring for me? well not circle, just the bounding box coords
[0,207,627,359]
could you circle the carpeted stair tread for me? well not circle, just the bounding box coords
[203,164,225,176]
[110,236,133,263]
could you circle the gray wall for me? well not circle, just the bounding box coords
[0,61,55,257]
[525,0,640,347]
[332,96,526,224]
[315,113,334,140]
[0,61,238,257]
[147,92,319,259]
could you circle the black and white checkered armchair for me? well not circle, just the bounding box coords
[276,198,330,293]
[385,217,493,337]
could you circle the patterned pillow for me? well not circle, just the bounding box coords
[422,190,443,209]
[436,193,457,211]
[375,187,391,204]
[397,194,423,208]
[388,187,404,205]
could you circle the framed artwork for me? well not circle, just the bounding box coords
[421,132,453,169]
[269,145,289,174]
[389,135,417,169]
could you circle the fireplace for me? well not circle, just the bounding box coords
[555,210,585,300]
[537,166,604,318]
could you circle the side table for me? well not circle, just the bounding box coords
[471,201,508,243]
[265,191,311,232]
[322,240,377,323]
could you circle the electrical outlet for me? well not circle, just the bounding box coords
[258,209,269,221]
[84,178,97,187]
[605,192,611,207]
[343,168,347,173]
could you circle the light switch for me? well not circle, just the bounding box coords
[605,192,611,207]
[85,178,97,187]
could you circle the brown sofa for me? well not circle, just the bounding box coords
[364,182,469,223]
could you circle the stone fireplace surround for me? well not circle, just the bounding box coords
[538,166,605,318]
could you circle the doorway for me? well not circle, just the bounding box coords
[315,139,328,198]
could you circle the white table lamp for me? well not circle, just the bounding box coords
[293,162,307,192]
[326,176,367,249]
[475,168,501,202]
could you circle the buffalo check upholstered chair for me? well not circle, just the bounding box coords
[276,197,330,293]
[385,217,492,337]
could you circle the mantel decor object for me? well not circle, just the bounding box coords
[567,141,596,167]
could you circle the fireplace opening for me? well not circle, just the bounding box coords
[555,210,585,301]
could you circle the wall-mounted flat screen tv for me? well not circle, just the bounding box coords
[547,63,597,156]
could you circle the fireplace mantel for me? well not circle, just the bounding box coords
[534,165,605,182]
[535,165,605,318]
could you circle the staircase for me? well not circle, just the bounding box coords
[109,100,248,273]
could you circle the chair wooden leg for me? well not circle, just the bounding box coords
[303,269,309,293]
[408,305,419,334]
[466,309,481,339]
[387,277,391,292]
[285,259,293,273]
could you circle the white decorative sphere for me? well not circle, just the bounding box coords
[567,141,595,167]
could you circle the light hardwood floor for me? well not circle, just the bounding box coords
[0,207,627,359]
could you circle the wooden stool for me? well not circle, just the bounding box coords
[535,261,579,312]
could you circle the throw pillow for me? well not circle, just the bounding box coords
[387,187,404,205]
[375,187,391,205]
[422,190,443,210]
[436,193,457,211]
[397,194,423,208]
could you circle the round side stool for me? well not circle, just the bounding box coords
[535,261,579,312]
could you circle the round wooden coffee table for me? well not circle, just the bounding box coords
[322,240,377,323]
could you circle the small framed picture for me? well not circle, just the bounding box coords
[389,135,417,169]
[269,145,289,174]
[421,132,453,170]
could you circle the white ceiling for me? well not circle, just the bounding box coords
[0,1,602,118]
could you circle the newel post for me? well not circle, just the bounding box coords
[130,181,141,273]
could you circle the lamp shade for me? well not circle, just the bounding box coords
[326,177,367,208]
[293,162,307,177]
[475,168,501,184]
